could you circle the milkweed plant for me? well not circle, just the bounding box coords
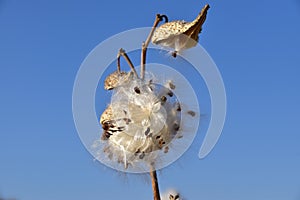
[94,4,210,200]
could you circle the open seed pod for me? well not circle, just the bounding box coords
[152,4,210,56]
[95,61,200,173]
[100,72,182,170]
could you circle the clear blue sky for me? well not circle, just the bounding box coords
[1,0,300,199]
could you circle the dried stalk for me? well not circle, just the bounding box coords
[117,48,138,77]
[150,168,161,200]
[114,14,169,200]
[143,14,167,200]
[141,14,168,79]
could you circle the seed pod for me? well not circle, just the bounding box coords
[152,4,210,55]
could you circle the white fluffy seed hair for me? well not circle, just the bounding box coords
[161,189,183,200]
[98,71,183,170]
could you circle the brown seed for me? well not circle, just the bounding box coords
[171,51,177,57]
[177,135,183,139]
[139,152,145,159]
[158,139,165,149]
[161,96,167,103]
[144,127,150,136]
[167,90,174,97]
[134,86,141,94]
[187,110,196,117]
[173,123,180,131]
[169,82,176,90]
[123,118,131,124]
[176,103,181,112]
[134,149,141,156]
[164,146,169,153]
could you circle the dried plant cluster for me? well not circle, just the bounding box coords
[101,62,182,169]
[96,4,210,200]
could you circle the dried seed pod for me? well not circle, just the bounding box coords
[152,4,210,55]
[100,105,113,125]
[104,71,128,90]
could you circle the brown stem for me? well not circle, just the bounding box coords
[118,48,138,77]
[117,52,121,73]
[141,14,167,79]
[150,169,161,200]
